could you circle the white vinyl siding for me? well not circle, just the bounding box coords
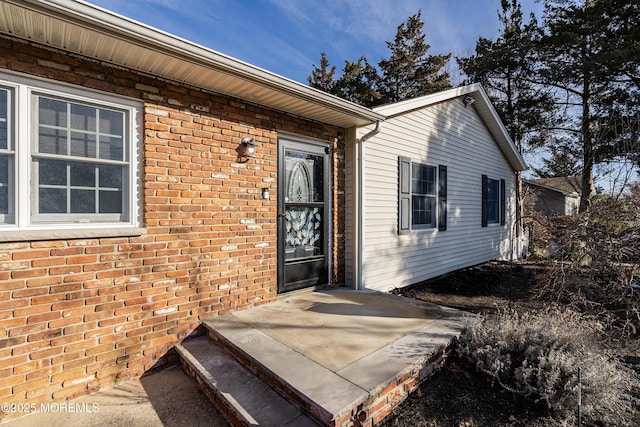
[355,97,517,292]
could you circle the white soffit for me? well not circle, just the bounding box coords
[0,0,383,128]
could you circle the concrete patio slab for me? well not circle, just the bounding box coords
[227,289,442,371]
[198,288,468,426]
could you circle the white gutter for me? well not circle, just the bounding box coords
[355,121,382,290]
[5,0,384,127]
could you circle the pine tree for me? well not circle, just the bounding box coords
[458,0,551,151]
[463,0,640,210]
[459,0,553,234]
[377,11,451,105]
[537,0,640,211]
[307,11,451,107]
[332,56,381,107]
[307,52,336,92]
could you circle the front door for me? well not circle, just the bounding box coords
[277,138,330,293]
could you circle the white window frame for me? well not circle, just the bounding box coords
[0,71,142,234]
[486,177,500,224]
[411,162,437,229]
[0,85,14,225]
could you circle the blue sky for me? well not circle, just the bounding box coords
[83,1,637,189]
[86,0,544,85]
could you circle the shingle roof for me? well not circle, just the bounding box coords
[525,176,582,195]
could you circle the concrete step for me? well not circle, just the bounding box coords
[176,335,319,427]
[202,317,371,427]
[181,290,466,427]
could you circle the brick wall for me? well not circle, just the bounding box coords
[0,37,346,421]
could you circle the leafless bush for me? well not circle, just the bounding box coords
[532,192,640,336]
[457,307,638,426]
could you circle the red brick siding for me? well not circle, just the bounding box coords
[0,37,346,421]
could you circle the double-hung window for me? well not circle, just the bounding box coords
[411,163,437,229]
[481,175,506,227]
[486,177,500,224]
[0,73,141,234]
[398,156,447,235]
[0,87,12,224]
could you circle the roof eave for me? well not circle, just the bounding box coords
[523,180,580,197]
[374,83,528,172]
[0,0,384,128]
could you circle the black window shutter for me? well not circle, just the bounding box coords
[438,165,447,231]
[481,174,488,227]
[398,156,411,235]
[500,178,506,226]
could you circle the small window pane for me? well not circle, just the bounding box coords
[99,135,124,161]
[99,164,123,188]
[39,128,68,155]
[0,126,7,149]
[39,188,67,213]
[39,159,67,186]
[0,189,7,215]
[70,131,96,158]
[39,98,67,127]
[70,103,96,132]
[70,189,95,213]
[0,88,5,107]
[99,109,124,135]
[70,162,95,187]
[100,190,122,213]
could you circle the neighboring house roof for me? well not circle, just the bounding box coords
[373,84,528,172]
[0,0,384,128]
[524,176,582,197]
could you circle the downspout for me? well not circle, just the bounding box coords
[355,121,382,290]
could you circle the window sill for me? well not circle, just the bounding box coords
[411,226,437,231]
[0,227,147,243]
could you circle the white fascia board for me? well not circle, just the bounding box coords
[374,83,527,172]
[7,0,384,126]
[373,84,483,117]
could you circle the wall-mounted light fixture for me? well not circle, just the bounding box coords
[463,96,475,107]
[261,188,269,200]
[237,136,257,162]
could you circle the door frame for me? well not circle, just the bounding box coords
[277,136,332,293]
